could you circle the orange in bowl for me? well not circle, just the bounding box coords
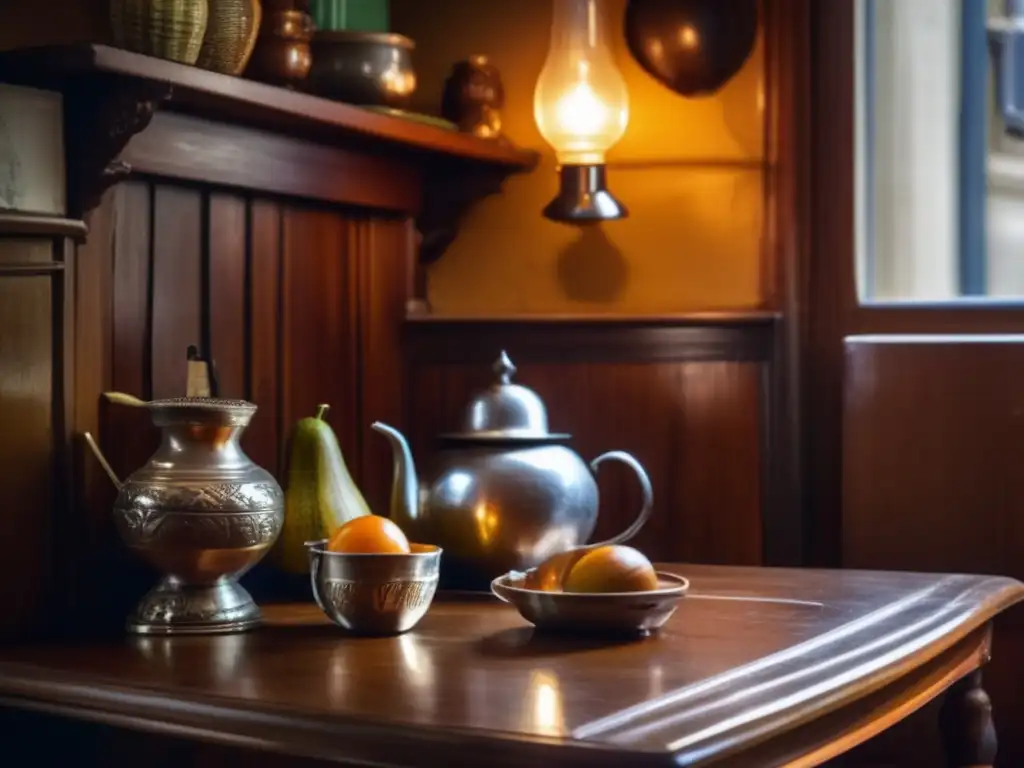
[562,545,659,593]
[327,515,411,554]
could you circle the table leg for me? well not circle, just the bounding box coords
[939,669,997,768]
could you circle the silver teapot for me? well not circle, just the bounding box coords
[372,352,652,586]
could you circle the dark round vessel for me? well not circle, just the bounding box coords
[309,31,417,108]
[624,0,758,97]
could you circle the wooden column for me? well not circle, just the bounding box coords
[0,212,85,641]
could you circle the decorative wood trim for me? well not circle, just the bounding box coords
[122,112,422,213]
[416,162,513,264]
[52,236,76,640]
[0,213,87,239]
[713,625,992,768]
[0,263,65,275]
[62,74,171,218]
[939,668,998,767]
[404,314,778,365]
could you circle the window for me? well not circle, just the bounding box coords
[857,0,1024,301]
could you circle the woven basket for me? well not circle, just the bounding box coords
[110,0,210,65]
[197,0,262,75]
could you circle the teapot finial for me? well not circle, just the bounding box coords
[494,350,517,384]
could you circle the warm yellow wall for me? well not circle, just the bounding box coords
[392,0,765,316]
[2,0,764,315]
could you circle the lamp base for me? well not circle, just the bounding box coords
[543,164,628,223]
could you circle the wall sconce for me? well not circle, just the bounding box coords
[534,0,629,222]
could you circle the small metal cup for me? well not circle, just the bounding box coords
[305,540,441,635]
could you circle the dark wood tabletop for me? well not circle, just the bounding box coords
[0,565,1020,767]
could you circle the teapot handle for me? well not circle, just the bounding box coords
[587,451,654,547]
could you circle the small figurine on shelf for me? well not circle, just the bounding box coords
[441,55,506,140]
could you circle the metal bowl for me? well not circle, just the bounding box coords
[491,571,689,636]
[309,31,417,108]
[306,539,441,635]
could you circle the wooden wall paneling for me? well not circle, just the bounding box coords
[280,206,359,473]
[53,236,76,636]
[244,199,282,478]
[111,182,151,401]
[842,338,1024,577]
[150,184,202,399]
[356,217,411,516]
[679,363,763,565]
[70,190,118,631]
[107,181,156,483]
[95,181,160,629]
[207,192,247,399]
[841,336,1024,766]
[0,240,56,639]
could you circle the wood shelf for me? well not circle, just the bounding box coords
[0,44,537,170]
[0,212,86,239]
[0,45,537,262]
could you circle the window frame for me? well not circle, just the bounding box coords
[860,0,989,299]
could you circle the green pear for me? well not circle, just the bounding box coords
[273,404,371,574]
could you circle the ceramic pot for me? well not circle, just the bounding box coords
[197,0,263,75]
[110,0,210,65]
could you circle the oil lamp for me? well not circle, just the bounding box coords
[534,0,630,222]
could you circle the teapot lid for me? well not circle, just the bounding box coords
[148,397,257,427]
[441,351,570,442]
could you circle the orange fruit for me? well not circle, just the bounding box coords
[562,545,658,593]
[327,515,410,554]
[524,549,587,592]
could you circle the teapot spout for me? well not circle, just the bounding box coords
[371,422,421,535]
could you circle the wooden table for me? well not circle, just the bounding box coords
[0,565,1021,767]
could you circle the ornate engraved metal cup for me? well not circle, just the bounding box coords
[105,398,284,635]
[306,540,441,635]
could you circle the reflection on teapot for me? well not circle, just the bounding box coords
[372,352,653,588]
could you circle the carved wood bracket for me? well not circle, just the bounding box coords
[416,163,511,265]
[62,75,172,217]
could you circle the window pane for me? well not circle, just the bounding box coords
[857,0,1024,302]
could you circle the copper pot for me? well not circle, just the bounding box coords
[246,8,314,87]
